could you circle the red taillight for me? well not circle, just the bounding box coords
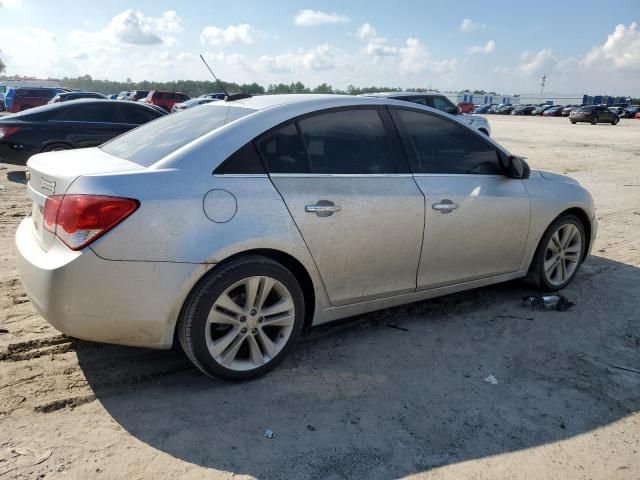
[43,194,139,250]
[0,126,19,140]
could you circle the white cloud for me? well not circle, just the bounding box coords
[365,42,398,57]
[583,21,640,71]
[0,0,22,7]
[468,40,496,54]
[151,10,183,34]
[255,44,347,73]
[399,37,457,75]
[200,24,255,46]
[459,18,486,33]
[356,23,377,39]
[106,9,163,45]
[294,10,349,27]
[519,48,558,75]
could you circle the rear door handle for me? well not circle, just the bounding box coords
[432,199,459,214]
[305,200,341,217]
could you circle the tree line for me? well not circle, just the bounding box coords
[0,73,443,97]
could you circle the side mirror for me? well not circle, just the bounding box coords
[507,155,530,179]
[444,105,458,115]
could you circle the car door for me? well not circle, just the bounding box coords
[258,106,425,306]
[51,103,128,147]
[390,107,531,289]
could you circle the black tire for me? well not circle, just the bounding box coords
[612,117,619,125]
[526,214,586,291]
[591,116,598,125]
[570,121,576,124]
[178,255,305,381]
[42,143,72,152]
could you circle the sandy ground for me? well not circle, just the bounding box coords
[0,115,639,479]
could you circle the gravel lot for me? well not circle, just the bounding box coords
[1,115,639,479]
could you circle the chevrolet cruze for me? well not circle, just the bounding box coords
[16,94,597,380]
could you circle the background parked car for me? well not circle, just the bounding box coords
[561,105,580,116]
[363,92,491,135]
[200,93,227,100]
[48,91,108,103]
[473,104,496,114]
[570,105,619,125]
[620,105,640,118]
[457,101,475,114]
[542,105,565,117]
[128,90,149,102]
[140,90,190,112]
[608,106,625,115]
[494,104,515,115]
[0,99,166,164]
[532,105,553,115]
[117,91,132,100]
[5,87,68,113]
[107,94,119,100]
[512,105,536,115]
[172,97,218,113]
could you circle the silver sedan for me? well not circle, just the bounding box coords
[16,94,597,380]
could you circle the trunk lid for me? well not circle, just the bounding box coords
[26,148,145,251]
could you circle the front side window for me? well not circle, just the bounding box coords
[258,108,402,175]
[431,96,457,113]
[119,104,162,124]
[392,108,501,175]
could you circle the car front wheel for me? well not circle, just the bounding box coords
[591,116,599,125]
[178,255,305,381]
[527,214,586,291]
[612,117,619,125]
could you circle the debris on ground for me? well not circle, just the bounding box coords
[263,429,275,439]
[522,295,575,311]
[483,374,499,385]
[306,425,316,431]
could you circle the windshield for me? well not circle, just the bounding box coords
[100,104,255,166]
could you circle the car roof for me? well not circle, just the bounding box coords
[361,91,444,98]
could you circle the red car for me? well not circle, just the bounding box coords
[457,101,475,114]
[7,87,64,113]
[140,90,190,112]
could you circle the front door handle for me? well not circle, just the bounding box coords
[432,199,459,214]
[305,200,341,217]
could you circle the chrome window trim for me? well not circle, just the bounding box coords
[268,173,414,178]
[412,173,507,178]
[213,174,269,178]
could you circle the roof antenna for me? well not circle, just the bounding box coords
[199,54,252,102]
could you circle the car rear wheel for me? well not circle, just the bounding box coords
[612,117,619,125]
[570,120,576,124]
[178,255,305,381]
[527,214,586,291]
[591,116,598,125]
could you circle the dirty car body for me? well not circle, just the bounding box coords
[16,94,597,379]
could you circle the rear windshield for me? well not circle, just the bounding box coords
[100,104,255,166]
[576,106,595,112]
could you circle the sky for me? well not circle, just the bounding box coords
[0,0,639,95]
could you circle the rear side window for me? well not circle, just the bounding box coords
[119,104,162,124]
[50,103,119,122]
[101,104,254,167]
[392,108,500,175]
[258,108,403,174]
[214,143,265,174]
[257,123,309,173]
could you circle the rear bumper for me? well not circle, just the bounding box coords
[16,217,212,349]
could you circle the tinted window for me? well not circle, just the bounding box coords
[215,143,265,174]
[101,104,254,166]
[299,109,400,174]
[392,109,500,175]
[577,106,595,112]
[50,103,119,122]
[119,104,162,124]
[432,96,456,113]
[401,96,429,106]
[257,123,309,173]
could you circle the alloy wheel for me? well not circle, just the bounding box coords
[543,223,582,286]
[205,276,296,371]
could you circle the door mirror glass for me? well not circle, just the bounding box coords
[507,155,529,179]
